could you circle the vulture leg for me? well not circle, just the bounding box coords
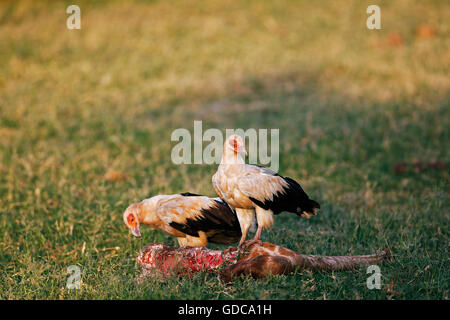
[238,225,250,247]
[253,206,273,242]
[236,208,255,247]
[254,225,263,241]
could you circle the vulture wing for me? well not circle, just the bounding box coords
[238,165,320,216]
[156,194,241,244]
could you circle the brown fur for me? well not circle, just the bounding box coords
[220,241,392,282]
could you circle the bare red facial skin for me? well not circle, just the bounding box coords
[232,139,238,155]
[127,213,135,226]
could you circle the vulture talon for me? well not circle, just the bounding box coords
[242,239,262,251]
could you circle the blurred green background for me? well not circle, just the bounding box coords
[0,0,448,299]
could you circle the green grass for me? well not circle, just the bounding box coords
[0,0,449,299]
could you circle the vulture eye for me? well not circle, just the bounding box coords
[229,138,238,150]
[127,214,135,224]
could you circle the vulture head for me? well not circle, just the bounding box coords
[225,134,247,158]
[123,203,142,238]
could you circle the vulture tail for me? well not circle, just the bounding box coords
[283,177,319,217]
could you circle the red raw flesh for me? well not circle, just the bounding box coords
[137,244,237,276]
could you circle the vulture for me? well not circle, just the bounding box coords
[123,193,241,247]
[212,134,320,246]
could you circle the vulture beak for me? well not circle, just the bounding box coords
[241,149,248,158]
[131,224,141,237]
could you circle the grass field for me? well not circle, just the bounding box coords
[0,0,448,299]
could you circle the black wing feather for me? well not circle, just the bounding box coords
[179,192,202,197]
[249,176,320,215]
[169,199,242,244]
